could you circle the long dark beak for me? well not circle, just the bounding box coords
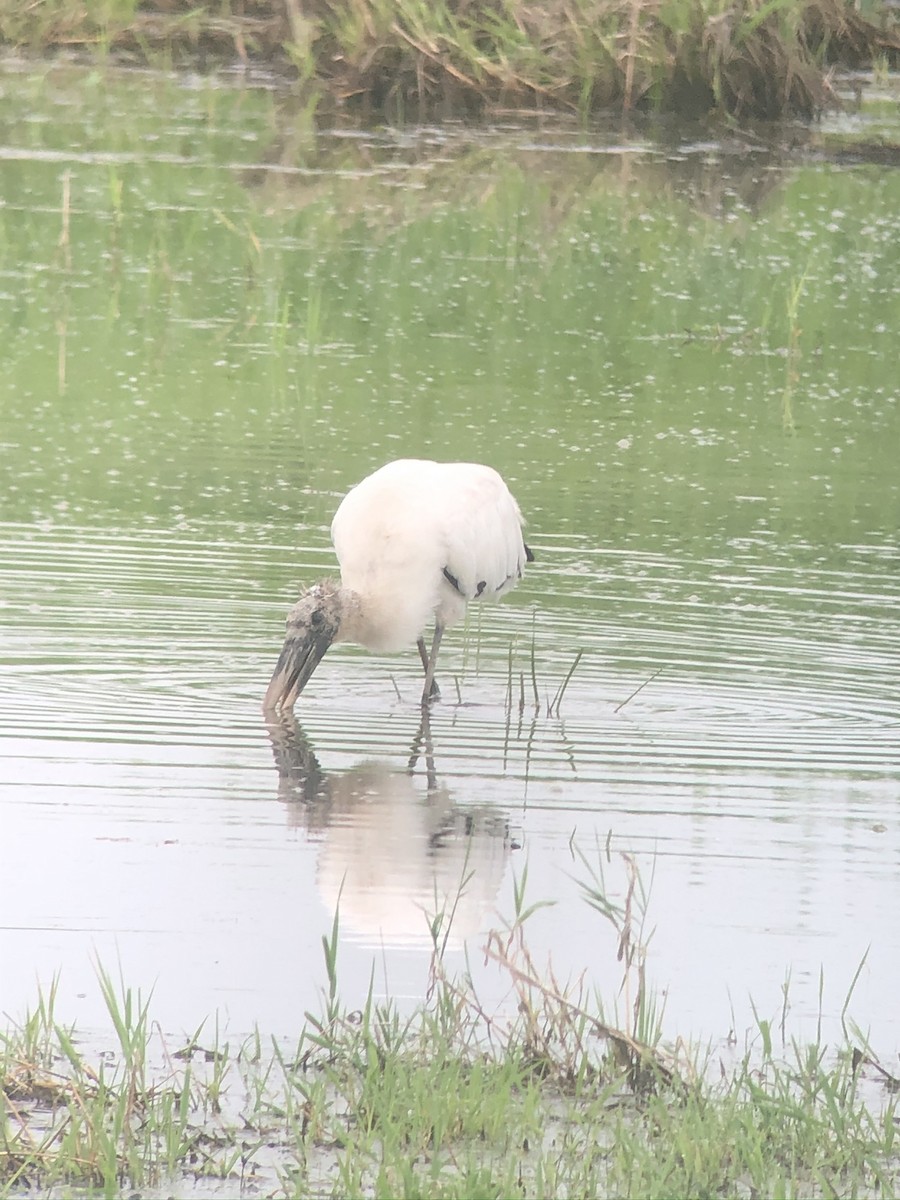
[263,629,331,712]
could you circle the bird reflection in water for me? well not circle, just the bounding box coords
[264,713,514,949]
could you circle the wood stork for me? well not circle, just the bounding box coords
[263,459,533,710]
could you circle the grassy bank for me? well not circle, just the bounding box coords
[2,0,900,119]
[3,860,898,1198]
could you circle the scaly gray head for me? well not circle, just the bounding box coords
[263,581,343,712]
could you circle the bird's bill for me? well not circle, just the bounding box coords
[263,630,330,712]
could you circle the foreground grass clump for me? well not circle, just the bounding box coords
[1,862,898,1197]
[2,0,899,118]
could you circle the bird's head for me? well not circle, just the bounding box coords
[263,581,343,712]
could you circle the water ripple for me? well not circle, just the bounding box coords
[2,522,898,1046]
[2,525,897,771]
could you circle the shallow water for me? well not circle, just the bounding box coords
[1,61,899,1060]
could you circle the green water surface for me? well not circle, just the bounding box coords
[1,60,898,1052]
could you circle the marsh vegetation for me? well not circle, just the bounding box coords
[3,856,899,1198]
[3,0,900,118]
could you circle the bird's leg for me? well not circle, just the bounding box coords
[416,636,429,675]
[417,633,441,701]
[420,623,444,705]
[416,636,441,698]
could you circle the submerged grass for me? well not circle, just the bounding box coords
[2,0,900,118]
[2,850,898,1198]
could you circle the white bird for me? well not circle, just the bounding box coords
[263,459,533,710]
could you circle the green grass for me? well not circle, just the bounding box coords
[2,854,898,1198]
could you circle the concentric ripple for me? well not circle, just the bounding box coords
[1,522,899,1048]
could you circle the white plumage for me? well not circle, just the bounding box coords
[263,459,533,709]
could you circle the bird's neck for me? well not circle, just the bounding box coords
[334,585,424,653]
[332,588,367,645]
